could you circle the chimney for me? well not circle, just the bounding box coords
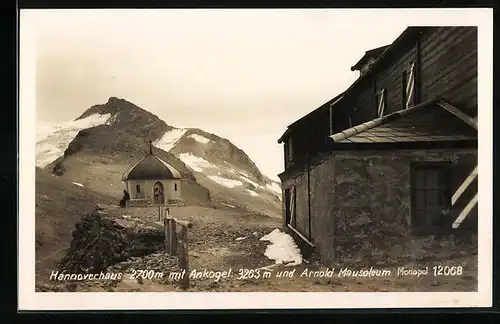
[149,140,153,154]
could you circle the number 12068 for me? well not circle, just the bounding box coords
[432,266,463,276]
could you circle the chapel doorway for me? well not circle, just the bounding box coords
[153,181,165,205]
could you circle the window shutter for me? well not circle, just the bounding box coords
[405,62,415,109]
[290,186,296,227]
[377,89,386,118]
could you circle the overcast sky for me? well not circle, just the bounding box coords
[30,9,476,180]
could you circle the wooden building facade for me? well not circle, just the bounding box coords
[277,26,478,265]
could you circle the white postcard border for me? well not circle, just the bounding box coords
[19,8,493,310]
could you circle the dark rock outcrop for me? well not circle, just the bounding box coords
[59,209,165,273]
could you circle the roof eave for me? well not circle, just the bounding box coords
[284,92,345,130]
[350,44,391,71]
[277,128,291,144]
[328,139,478,151]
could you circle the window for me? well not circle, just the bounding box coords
[377,88,386,118]
[402,62,416,109]
[411,162,452,235]
[174,183,178,191]
[349,107,359,127]
[287,138,293,162]
[136,184,141,193]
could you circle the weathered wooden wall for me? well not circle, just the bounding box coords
[419,27,478,116]
[283,107,332,170]
[347,78,376,124]
[330,26,477,137]
[374,42,417,114]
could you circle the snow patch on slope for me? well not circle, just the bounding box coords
[260,229,302,266]
[207,175,243,188]
[178,153,214,172]
[188,134,211,144]
[36,113,111,168]
[154,128,188,152]
[241,176,264,189]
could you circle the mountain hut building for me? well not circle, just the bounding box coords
[277,26,478,266]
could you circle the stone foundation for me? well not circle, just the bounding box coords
[126,198,185,208]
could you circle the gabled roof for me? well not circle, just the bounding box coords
[350,44,390,71]
[121,142,181,181]
[328,99,477,145]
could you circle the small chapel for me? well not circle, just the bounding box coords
[121,141,182,205]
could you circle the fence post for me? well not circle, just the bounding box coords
[170,219,177,256]
[164,217,170,253]
[179,226,189,290]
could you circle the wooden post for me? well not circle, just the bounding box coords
[164,217,170,253]
[170,219,177,256]
[179,226,189,290]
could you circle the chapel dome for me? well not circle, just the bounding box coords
[121,142,181,181]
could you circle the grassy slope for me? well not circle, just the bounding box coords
[35,168,116,282]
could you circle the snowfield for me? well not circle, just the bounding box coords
[207,175,243,188]
[178,153,215,172]
[154,128,188,152]
[188,134,211,144]
[241,175,264,189]
[36,113,111,168]
[260,229,303,266]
